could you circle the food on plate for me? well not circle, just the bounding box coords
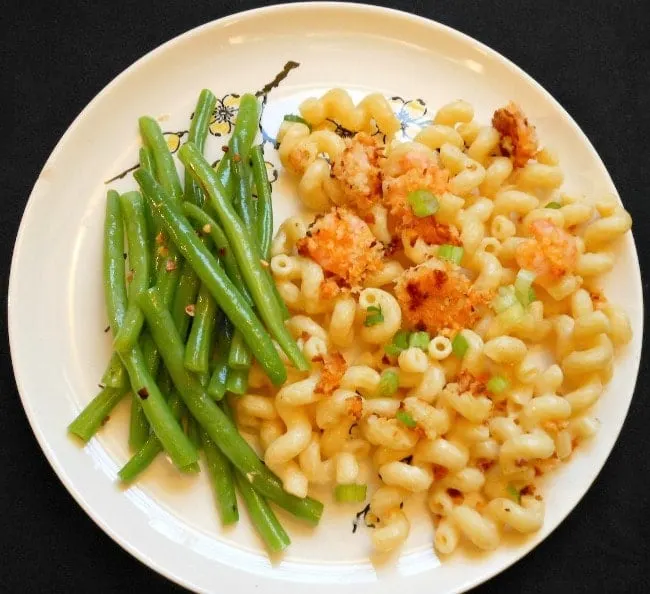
[68,85,633,559]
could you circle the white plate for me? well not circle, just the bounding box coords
[8,3,643,593]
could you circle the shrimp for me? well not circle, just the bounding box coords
[515,219,578,283]
[382,143,460,245]
[330,132,385,213]
[394,259,492,333]
[297,207,384,286]
[492,102,538,168]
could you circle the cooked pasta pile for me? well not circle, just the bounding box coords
[233,89,633,555]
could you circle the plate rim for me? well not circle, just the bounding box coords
[8,2,644,593]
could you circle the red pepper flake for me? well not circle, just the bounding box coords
[221,146,229,153]
[104,325,110,333]
[447,488,463,501]
[158,246,169,257]
[155,232,165,245]
[126,269,134,283]
[137,388,149,400]
[233,153,242,163]
[100,416,110,426]
[185,304,196,316]
[219,247,227,257]
[166,259,177,272]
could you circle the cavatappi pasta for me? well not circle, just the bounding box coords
[237,89,633,557]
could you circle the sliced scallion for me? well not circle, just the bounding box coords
[407,189,440,218]
[334,483,367,503]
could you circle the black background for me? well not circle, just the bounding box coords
[2,1,649,592]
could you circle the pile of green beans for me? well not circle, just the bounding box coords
[67,89,321,551]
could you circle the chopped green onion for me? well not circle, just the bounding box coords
[487,375,510,394]
[408,331,430,350]
[514,269,536,305]
[384,344,402,357]
[407,189,440,218]
[393,330,410,349]
[496,301,525,330]
[384,330,410,356]
[492,285,518,314]
[377,370,399,398]
[334,483,367,503]
[545,201,562,209]
[396,410,417,428]
[438,244,464,265]
[528,286,537,303]
[451,333,469,358]
[506,483,521,504]
[283,114,311,130]
[364,305,384,327]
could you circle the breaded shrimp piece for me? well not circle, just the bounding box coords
[331,132,385,212]
[297,207,384,286]
[515,219,578,283]
[492,102,538,168]
[382,144,460,245]
[394,259,491,333]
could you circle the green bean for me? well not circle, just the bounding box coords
[119,390,199,482]
[186,415,202,450]
[225,368,248,395]
[128,330,159,450]
[222,400,289,552]
[108,191,152,448]
[100,352,128,389]
[181,203,253,305]
[135,168,286,385]
[170,259,201,342]
[153,240,182,308]
[184,89,217,207]
[227,154,257,373]
[103,190,128,338]
[207,318,233,400]
[179,90,220,368]
[184,284,217,373]
[208,358,229,400]
[78,191,131,432]
[119,435,162,482]
[227,331,253,370]
[178,143,308,372]
[215,153,235,199]
[68,386,126,442]
[139,146,159,248]
[251,145,273,261]
[119,283,201,479]
[234,469,290,552]
[139,116,183,204]
[138,288,323,524]
[118,346,198,469]
[229,94,261,162]
[249,145,290,321]
[113,192,151,353]
[201,429,239,525]
[103,190,196,467]
[232,157,256,232]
